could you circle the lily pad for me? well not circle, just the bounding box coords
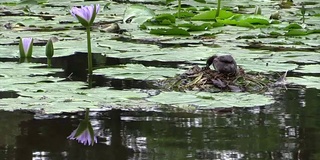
[239,60,298,73]
[132,46,212,62]
[191,10,234,21]
[0,79,150,114]
[94,64,184,80]
[263,52,320,64]
[147,91,274,108]
[123,5,155,24]
[150,28,190,36]
[0,62,63,90]
[287,76,320,89]
[293,64,320,73]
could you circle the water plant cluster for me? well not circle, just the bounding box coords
[128,0,318,37]
[17,3,101,146]
[19,4,100,75]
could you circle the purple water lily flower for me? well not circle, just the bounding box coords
[19,37,33,58]
[68,127,97,146]
[22,38,32,53]
[70,4,100,27]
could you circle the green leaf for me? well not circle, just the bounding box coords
[19,38,25,58]
[173,11,195,18]
[89,4,98,26]
[87,121,95,145]
[192,10,234,21]
[211,22,224,27]
[309,29,320,34]
[74,120,88,138]
[216,18,237,25]
[270,31,282,36]
[236,21,254,28]
[152,13,176,24]
[75,14,90,27]
[150,28,190,36]
[187,23,212,31]
[285,29,308,36]
[217,14,269,27]
[236,15,269,25]
[285,23,303,30]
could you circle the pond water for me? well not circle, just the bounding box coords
[1,0,320,159]
[1,88,320,160]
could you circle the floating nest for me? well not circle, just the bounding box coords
[161,65,278,93]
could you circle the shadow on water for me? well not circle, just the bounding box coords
[0,91,19,99]
[0,88,320,159]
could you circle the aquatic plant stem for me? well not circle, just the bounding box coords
[86,27,93,75]
[215,0,221,18]
[301,3,305,23]
[85,108,90,121]
[178,0,181,18]
[47,58,52,68]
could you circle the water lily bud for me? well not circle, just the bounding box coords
[254,6,261,15]
[19,37,33,58]
[45,39,54,58]
[70,4,100,27]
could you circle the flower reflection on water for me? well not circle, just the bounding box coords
[67,108,97,146]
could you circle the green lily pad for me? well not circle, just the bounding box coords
[293,64,320,73]
[235,15,269,25]
[285,29,309,36]
[218,14,269,27]
[150,28,190,36]
[0,62,63,90]
[264,52,320,64]
[0,79,150,114]
[151,13,176,25]
[132,46,212,62]
[285,23,303,30]
[94,64,184,80]
[191,10,234,21]
[238,60,298,73]
[287,76,320,89]
[147,91,274,108]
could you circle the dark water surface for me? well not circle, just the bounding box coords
[1,88,320,160]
